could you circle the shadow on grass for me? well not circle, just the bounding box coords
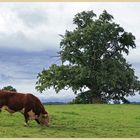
[47,124,94,134]
[61,111,79,115]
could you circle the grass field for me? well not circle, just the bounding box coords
[0,104,140,137]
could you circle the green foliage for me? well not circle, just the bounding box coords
[2,85,17,92]
[36,10,140,103]
[1,104,140,137]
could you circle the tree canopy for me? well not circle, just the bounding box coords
[2,85,17,92]
[36,10,140,103]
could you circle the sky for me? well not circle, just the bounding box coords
[0,2,140,103]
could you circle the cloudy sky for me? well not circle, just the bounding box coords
[0,2,140,103]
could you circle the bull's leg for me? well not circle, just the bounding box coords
[24,112,29,126]
[35,119,40,124]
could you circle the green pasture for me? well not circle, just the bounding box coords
[0,104,140,137]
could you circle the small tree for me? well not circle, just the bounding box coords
[36,10,140,103]
[2,85,17,92]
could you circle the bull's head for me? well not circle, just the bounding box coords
[38,111,49,126]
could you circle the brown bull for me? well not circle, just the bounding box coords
[0,90,49,126]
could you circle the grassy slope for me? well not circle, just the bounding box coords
[0,104,140,137]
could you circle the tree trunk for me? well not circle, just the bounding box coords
[88,90,105,104]
[91,96,104,104]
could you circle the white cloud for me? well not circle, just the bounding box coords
[126,93,140,103]
[0,61,26,80]
[0,2,139,53]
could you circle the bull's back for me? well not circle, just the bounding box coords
[0,90,46,115]
[0,90,26,112]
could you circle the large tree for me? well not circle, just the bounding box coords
[36,10,140,103]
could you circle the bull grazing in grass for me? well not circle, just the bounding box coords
[0,90,49,126]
